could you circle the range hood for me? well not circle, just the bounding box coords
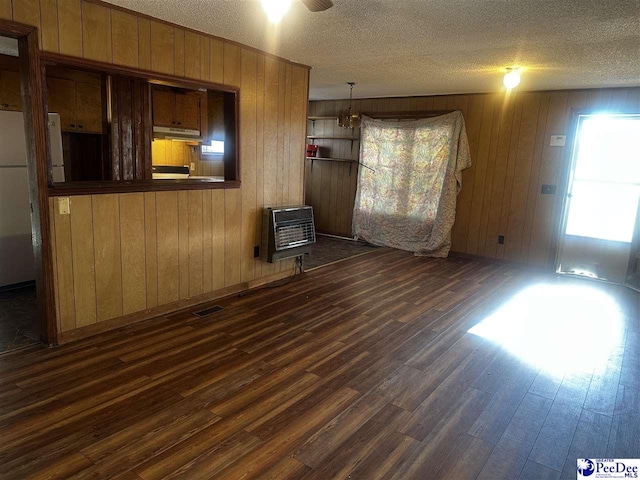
[153,126,203,143]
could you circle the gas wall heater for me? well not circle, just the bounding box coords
[262,206,316,263]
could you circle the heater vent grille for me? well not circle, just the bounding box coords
[262,206,316,263]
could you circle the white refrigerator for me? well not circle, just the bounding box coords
[0,111,64,287]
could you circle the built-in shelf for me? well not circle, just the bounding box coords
[305,157,355,163]
[307,115,338,121]
[307,136,359,140]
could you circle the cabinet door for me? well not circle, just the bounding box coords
[175,93,201,131]
[153,90,175,127]
[75,82,103,134]
[0,70,22,111]
[47,77,76,130]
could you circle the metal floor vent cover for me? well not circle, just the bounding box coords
[192,305,224,317]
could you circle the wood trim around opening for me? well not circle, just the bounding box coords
[0,19,58,345]
[40,51,242,195]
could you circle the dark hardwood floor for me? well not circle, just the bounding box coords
[0,248,638,479]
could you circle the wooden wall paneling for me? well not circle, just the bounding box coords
[432,96,448,110]
[202,190,212,293]
[156,191,179,305]
[518,93,550,263]
[482,93,517,258]
[223,43,241,87]
[475,94,503,255]
[274,61,287,272]
[585,89,603,108]
[450,94,476,252]
[209,38,224,84]
[495,93,524,259]
[211,190,225,290]
[609,88,630,111]
[111,9,138,68]
[188,190,204,297]
[119,193,147,315]
[466,94,495,255]
[150,21,174,75]
[173,28,185,77]
[69,196,97,327]
[275,61,286,211]
[144,192,158,308]
[137,17,151,71]
[200,35,209,82]
[526,91,568,265]
[39,0,59,52]
[178,190,189,299]
[12,0,40,29]
[221,42,241,284]
[92,194,123,322]
[410,97,428,111]
[254,55,265,279]
[283,64,292,206]
[0,0,11,20]
[261,57,279,277]
[503,92,542,261]
[51,199,76,332]
[240,48,257,283]
[329,101,343,234]
[184,31,200,80]
[224,189,242,286]
[81,1,112,63]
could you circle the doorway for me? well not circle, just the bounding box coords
[557,113,640,284]
[0,35,40,352]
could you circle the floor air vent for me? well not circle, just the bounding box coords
[192,305,224,317]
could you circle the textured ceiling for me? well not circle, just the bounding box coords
[105,0,640,100]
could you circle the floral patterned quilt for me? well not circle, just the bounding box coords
[353,111,471,257]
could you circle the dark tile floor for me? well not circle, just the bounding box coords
[0,284,39,353]
[303,234,380,270]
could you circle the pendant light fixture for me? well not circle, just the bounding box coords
[337,82,360,129]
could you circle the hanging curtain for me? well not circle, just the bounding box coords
[353,111,471,257]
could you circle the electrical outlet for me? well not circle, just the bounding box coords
[541,184,557,194]
[253,245,260,258]
[58,197,70,215]
[498,235,505,245]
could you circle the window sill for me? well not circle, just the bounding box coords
[48,179,241,196]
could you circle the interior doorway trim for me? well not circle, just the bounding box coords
[0,19,57,345]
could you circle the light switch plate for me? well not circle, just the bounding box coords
[550,135,566,147]
[190,162,196,171]
[58,197,70,215]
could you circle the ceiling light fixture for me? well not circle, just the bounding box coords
[261,0,292,23]
[337,82,360,129]
[503,67,521,89]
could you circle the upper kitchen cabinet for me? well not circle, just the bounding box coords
[46,67,105,134]
[152,86,203,132]
[0,54,21,112]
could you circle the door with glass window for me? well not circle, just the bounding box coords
[557,114,640,284]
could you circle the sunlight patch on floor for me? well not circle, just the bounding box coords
[468,283,624,376]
